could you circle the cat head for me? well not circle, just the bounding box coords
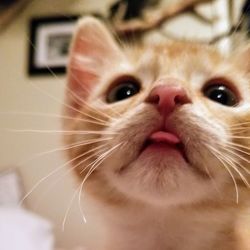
[64,17,250,206]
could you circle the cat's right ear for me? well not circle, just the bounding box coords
[66,17,125,114]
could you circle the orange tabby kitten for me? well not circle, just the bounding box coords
[64,17,250,250]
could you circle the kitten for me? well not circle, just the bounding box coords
[63,16,250,250]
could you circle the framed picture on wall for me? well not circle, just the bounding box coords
[28,15,79,76]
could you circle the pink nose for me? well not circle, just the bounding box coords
[146,84,191,116]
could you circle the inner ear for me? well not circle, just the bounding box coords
[66,16,126,116]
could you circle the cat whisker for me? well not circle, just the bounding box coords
[35,145,108,213]
[19,143,109,206]
[27,36,110,124]
[229,121,250,127]
[0,111,110,126]
[67,69,122,119]
[208,144,250,189]
[219,150,250,176]
[62,143,121,228]
[222,144,250,159]
[62,183,86,231]
[199,144,221,196]
[217,152,250,188]
[207,146,239,203]
[67,89,119,122]
[223,141,250,152]
[229,130,250,136]
[228,128,250,135]
[214,142,250,176]
[229,126,250,133]
[19,137,113,166]
[229,135,250,140]
[228,128,249,133]
[5,128,118,135]
[217,155,239,204]
[78,142,123,223]
[80,142,123,177]
[61,146,110,229]
[28,81,109,125]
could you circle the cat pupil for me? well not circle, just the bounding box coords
[107,82,140,103]
[117,85,134,99]
[204,85,237,106]
[210,88,228,104]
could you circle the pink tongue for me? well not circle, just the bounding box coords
[149,131,180,145]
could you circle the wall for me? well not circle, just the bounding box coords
[0,0,245,249]
[0,0,110,248]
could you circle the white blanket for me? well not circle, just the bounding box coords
[0,207,54,250]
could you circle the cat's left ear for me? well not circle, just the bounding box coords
[66,17,125,114]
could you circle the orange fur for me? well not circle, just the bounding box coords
[63,17,250,250]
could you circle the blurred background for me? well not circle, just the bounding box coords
[0,0,248,249]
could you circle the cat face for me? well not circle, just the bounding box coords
[64,17,250,206]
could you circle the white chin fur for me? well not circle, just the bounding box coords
[102,153,223,206]
[100,105,229,206]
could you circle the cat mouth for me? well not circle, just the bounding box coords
[139,131,209,178]
[140,130,189,163]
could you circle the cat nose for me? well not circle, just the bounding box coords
[146,84,191,116]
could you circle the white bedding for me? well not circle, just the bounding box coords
[0,207,54,250]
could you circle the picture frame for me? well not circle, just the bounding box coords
[28,15,79,76]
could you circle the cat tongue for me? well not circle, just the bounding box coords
[149,131,180,145]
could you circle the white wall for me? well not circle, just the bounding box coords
[0,0,109,248]
[0,0,244,249]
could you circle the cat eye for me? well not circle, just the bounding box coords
[203,80,239,107]
[106,77,141,103]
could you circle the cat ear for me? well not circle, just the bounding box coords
[66,17,125,114]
